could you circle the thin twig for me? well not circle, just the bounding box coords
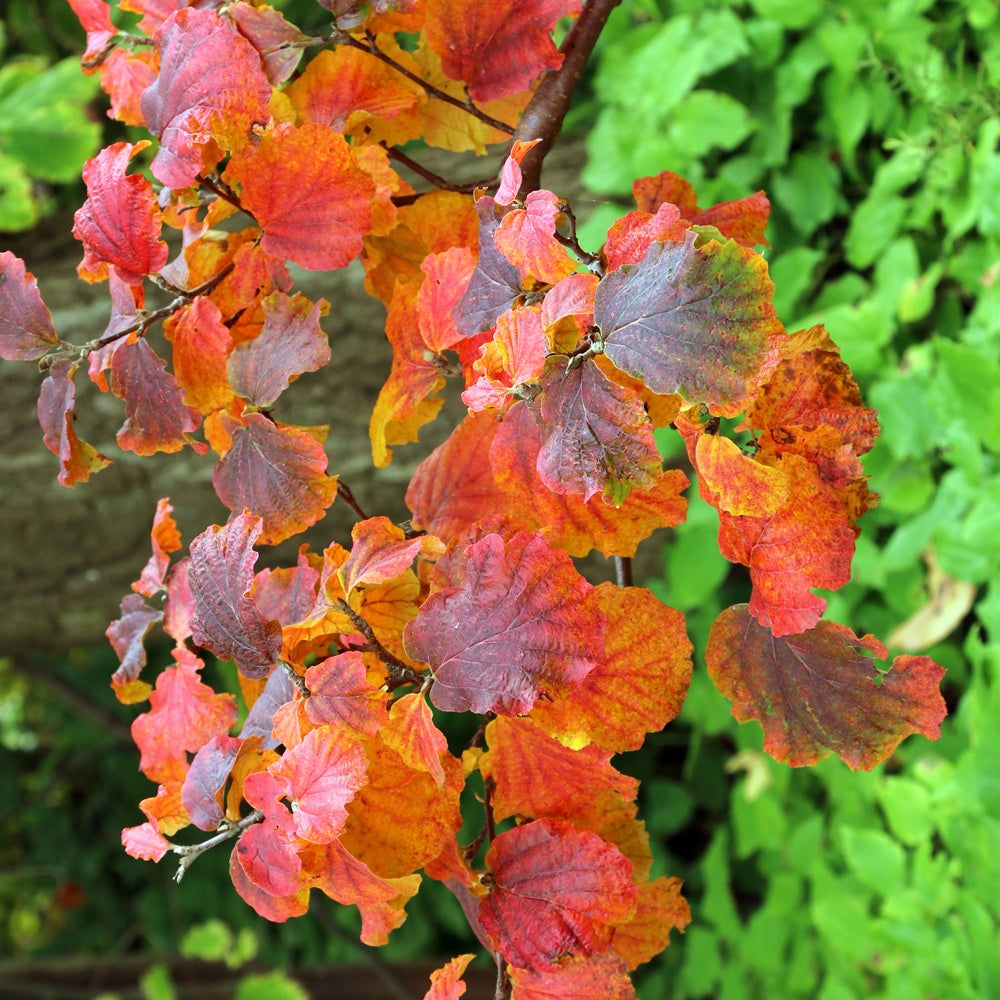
[338,32,516,136]
[336,601,424,689]
[336,481,370,521]
[384,145,494,194]
[171,809,264,882]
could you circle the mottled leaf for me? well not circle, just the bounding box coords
[188,511,282,679]
[224,122,375,271]
[508,953,637,999]
[38,361,112,486]
[0,252,59,360]
[132,497,182,597]
[140,8,272,188]
[212,414,339,546]
[595,231,782,411]
[403,532,604,715]
[304,651,389,739]
[706,604,947,770]
[108,592,162,702]
[182,734,242,831]
[479,818,637,971]
[423,954,474,1000]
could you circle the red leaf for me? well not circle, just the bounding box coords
[227,292,330,407]
[269,725,368,844]
[495,140,542,206]
[229,838,309,922]
[108,592,163,701]
[67,0,117,68]
[0,252,59,360]
[140,8,272,188]
[131,647,238,783]
[227,2,309,85]
[188,511,282,679]
[133,497,182,597]
[594,231,782,412]
[212,415,339,546]
[303,651,390,739]
[463,306,548,413]
[182,734,242,831]
[73,141,168,284]
[535,362,661,504]
[403,532,604,715]
[706,604,947,770]
[100,48,159,126]
[38,361,113,486]
[224,122,375,271]
[508,953,637,999]
[417,248,477,353]
[479,818,637,971]
[424,0,581,102]
[108,337,204,456]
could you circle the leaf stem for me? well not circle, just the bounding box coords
[170,809,264,882]
[336,480,370,521]
[338,31,516,136]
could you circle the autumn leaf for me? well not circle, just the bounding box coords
[132,497,182,597]
[339,516,437,595]
[187,511,282,679]
[131,646,238,783]
[479,716,639,826]
[73,141,168,284]
[479,818,637,971]
[706,604,947,770]
[508,953,638,999]
[463,306,548,412]
[212,414,339,546]
[227,292,330,407]
[303,651,389,739]
[182,734,242,831]
[494,190,578,285]
[380,693,449,787]
[423,0,581,102]
[38,361,113,486]
[107,337,205,456]
[534,361,661,504]
[455,198,524,336]
[0,252,60,361]
[268,725,369,844]
[609,876,690,969]
[340,737,464,879]
[224,122,376,271]
[140,8,272,188]
[530,584,692,752]
[163,297,234,415]
[423,954,474,1000]
[67,0,117,69]
[403,532,604,715]
[108,593,162,702]
[227,2,309,85]
[594,231,782,412]
[312,839,422,946]
[229,839,309,922]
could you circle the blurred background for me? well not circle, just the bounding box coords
[2,1,998,997]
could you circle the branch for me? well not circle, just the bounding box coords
[384,144,494,194]
[337,601,425,690]
[171,809,264,882]
[513,0,623,195]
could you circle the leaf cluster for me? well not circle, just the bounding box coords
[0,1,956,995]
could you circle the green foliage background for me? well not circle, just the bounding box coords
[2,0,998,997]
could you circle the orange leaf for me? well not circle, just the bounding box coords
[340,736,464,879]
[224,122,375,271]
[423,954,474,1000]
[479,716,638,826]
[304,651,390,740]
[380,693,449,787]
[706,604,947,769]
[163,296,235,415]
[508,952,637,999]
[610,876,690,969]
[530,584,692,752]
[495,191,578,285]
[132,497,182,597]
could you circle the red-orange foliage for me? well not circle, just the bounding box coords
[0,1,946,995]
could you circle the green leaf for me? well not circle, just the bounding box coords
[840,825,907,894]
[235,972,308,1000]
[746,0,825,30]
[139,965,176,1000]
[772,152,841,236]
[844,194,909,269]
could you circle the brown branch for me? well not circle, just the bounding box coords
[337,601,424,689]
[384,145,494,194]
[513,0,623,196]
[336,480,370,521]
[614,555,633,588]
